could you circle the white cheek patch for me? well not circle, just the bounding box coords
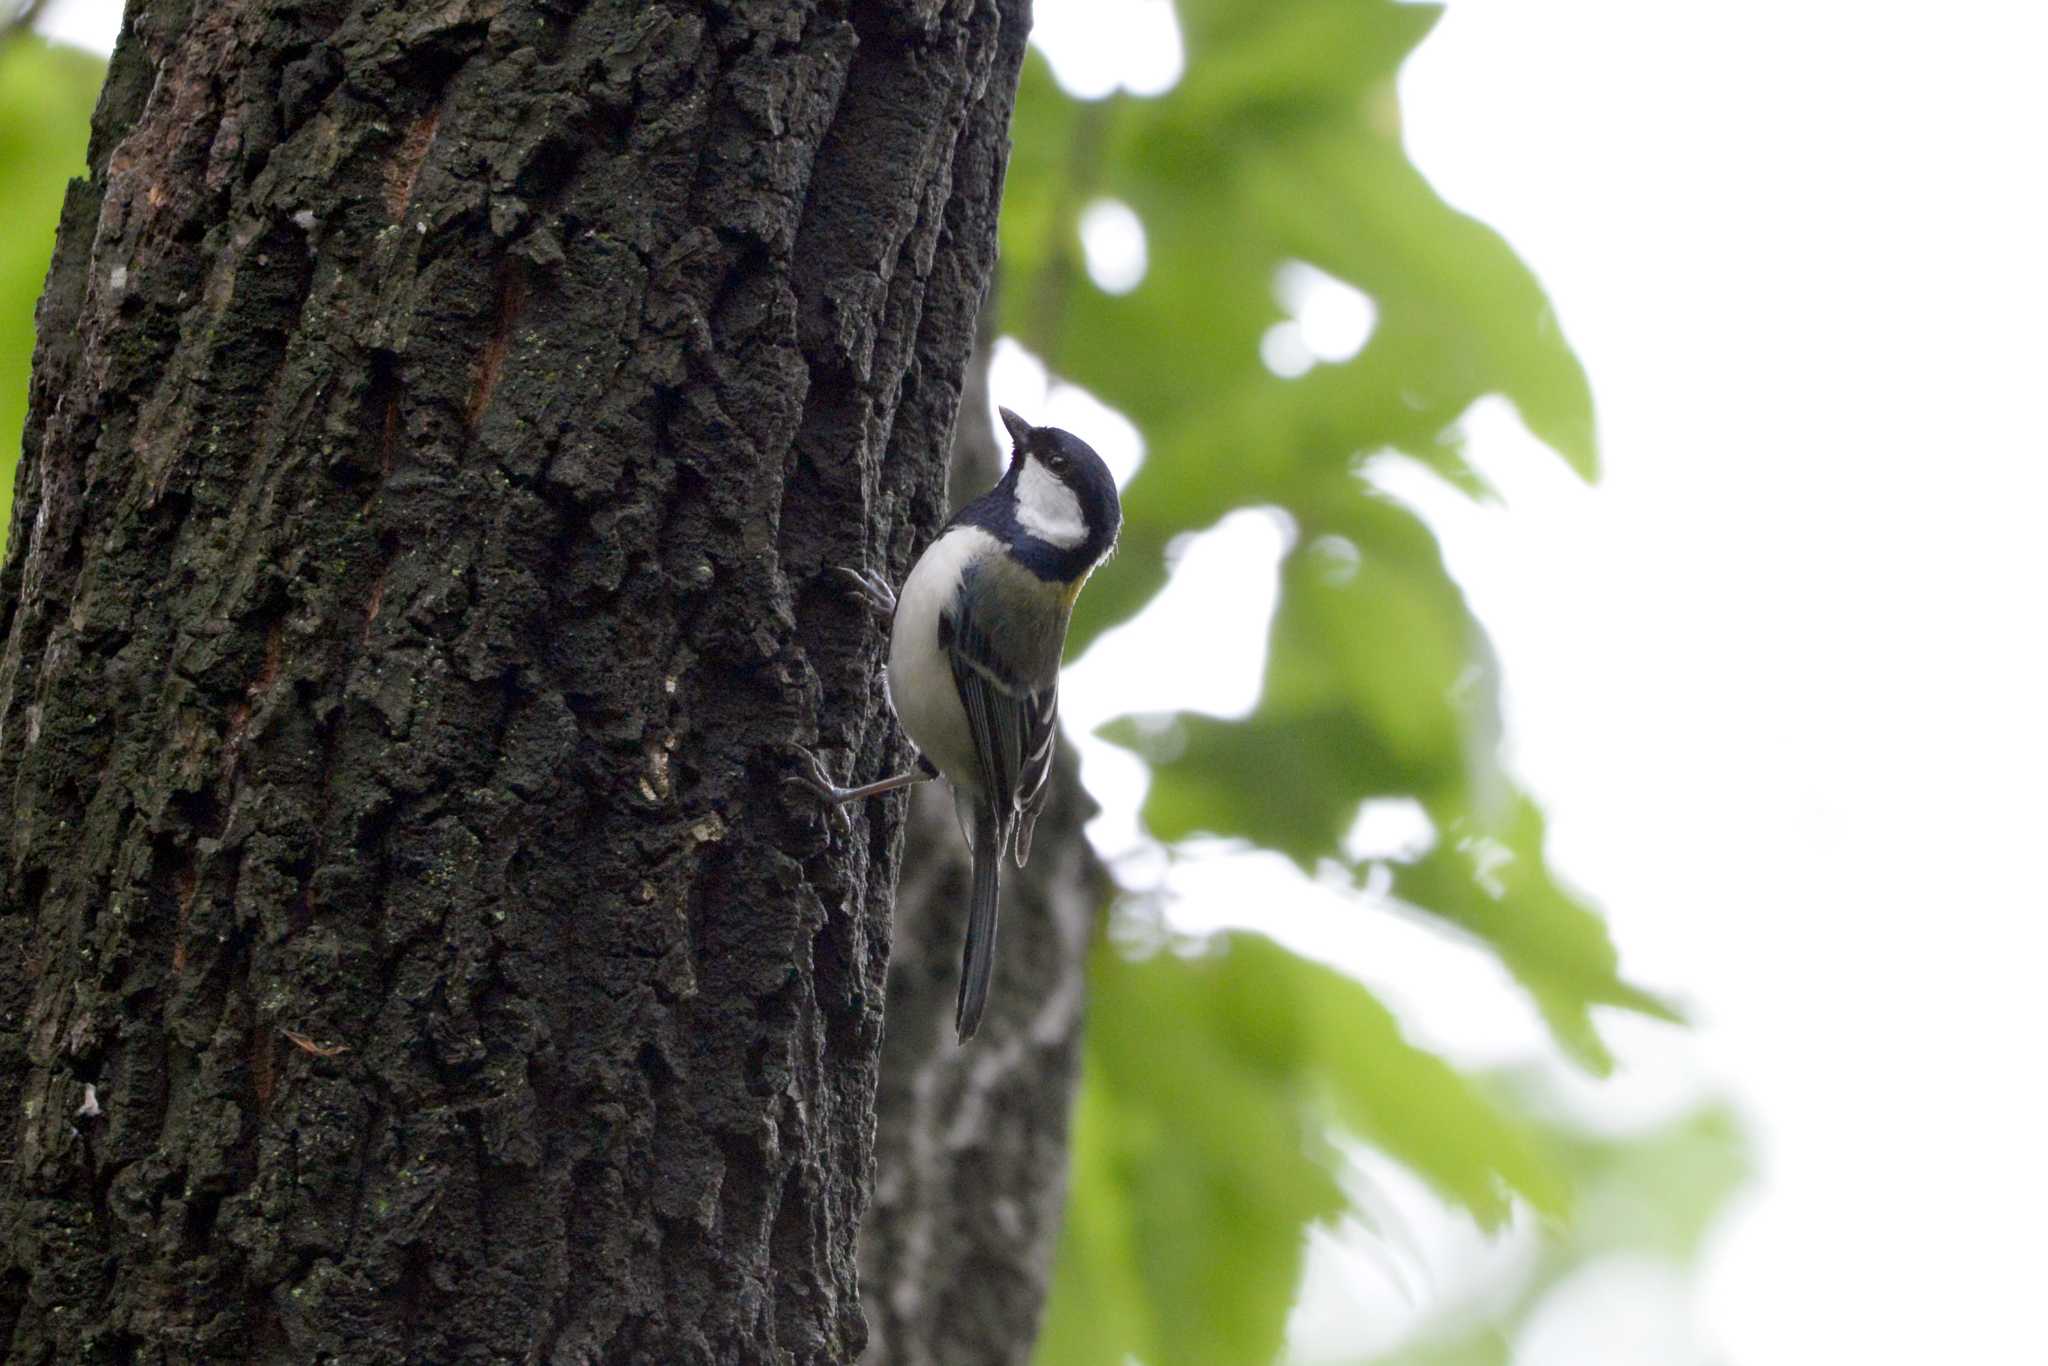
[1015,456,1087,548]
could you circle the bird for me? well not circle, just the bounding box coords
[793,407,1122,1041]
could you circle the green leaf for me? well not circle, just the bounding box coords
[1012,1,1734,1355]
[1371,1100,1751,1366]
[1037,932,1570,1366]
[1004,0,1655,1070]
[1392,792,1682,1073]
[0,35,103,536]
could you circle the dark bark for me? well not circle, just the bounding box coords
[0,0,1027,1360]
[858,340,1108,1366]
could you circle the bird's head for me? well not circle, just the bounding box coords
[998,406,1122,572]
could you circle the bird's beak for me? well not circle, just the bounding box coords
[998,406,1033,449]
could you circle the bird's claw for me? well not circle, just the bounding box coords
[785,747,854,832]
[833,566,897,620]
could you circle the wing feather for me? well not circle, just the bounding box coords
[945,579,1061,867]
[1012,690,1058,865]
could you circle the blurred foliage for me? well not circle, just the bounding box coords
[1000,0,1746,1361]
[0,8,1747,1363]
[1014,0,1670,1076]
[1365,1098,1749,1365]
[1039,933,1572,1366]
[0,30,100,530]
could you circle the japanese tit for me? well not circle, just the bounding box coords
[795,407,1121,1041]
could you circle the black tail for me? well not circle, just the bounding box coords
[955,806,1002,1042]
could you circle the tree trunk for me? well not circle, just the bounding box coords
[0,0,1026,1359]
[858,339,1107,1366]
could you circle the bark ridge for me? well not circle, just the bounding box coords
[0,0,1026,1360]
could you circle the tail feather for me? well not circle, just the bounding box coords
[955,806,1002,1042]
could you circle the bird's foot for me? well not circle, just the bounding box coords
[786,746,932,826]
[785,747,857,832]
[834,566,897,620]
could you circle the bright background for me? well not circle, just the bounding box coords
[18,0,2048,1362]
[1017,1,2048,1362]
[1394,8,2048,1363]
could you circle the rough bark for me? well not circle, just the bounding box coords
[858,339,1108,1366]
[0,0,1027,1360]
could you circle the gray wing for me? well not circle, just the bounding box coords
[946,566,1064,865]
[1012,687,1057,866]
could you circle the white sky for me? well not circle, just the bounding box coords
[1386,6,2048,1363]
[37,0,2048,1361]
[31,0,120,52]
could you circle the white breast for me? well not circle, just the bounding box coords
[1014,456,1087,548]
[887,526,995,793]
